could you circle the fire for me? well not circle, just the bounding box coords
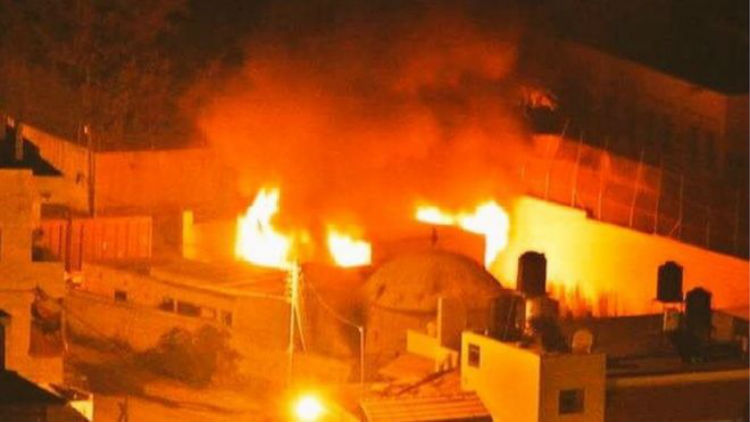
[415,201,510,267]
[235,188,294,269]
[415,206,455,225]
[326,227,372,267]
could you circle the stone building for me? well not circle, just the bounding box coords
[0,170,66,385]
[364,250,504,362]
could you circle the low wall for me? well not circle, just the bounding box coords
[493,196,749,316]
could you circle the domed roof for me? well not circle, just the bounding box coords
[365,250,503,312]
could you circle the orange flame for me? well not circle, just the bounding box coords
[235,187,294,269]
[326,227,372,267]
[415,201,510,267]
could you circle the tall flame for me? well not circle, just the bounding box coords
[235,187,293,269]
[415,201,510,267]
[326,227,372,267]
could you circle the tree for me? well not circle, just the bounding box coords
[0,0,187,149]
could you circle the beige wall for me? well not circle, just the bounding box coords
[461,332,606,422]
[21,124,90,212]
[539,353,606,422]
[72,263,292,378]
[492,197,749,316]
[461,331,541,422]
[0,170,65,384]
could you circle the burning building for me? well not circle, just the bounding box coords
[364,250,504,362]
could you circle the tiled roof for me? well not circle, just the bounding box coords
[360,392,490,422]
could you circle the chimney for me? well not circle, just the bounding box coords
[14,121,23,162]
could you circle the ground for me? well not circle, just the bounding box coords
[66,337,279,421]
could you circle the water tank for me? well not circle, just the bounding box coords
[525,296,559,324]
[488,292,525,341]
[657,261,683,303]
[517,252,546,298]
[685,287,712,341]
[662,308,681,332]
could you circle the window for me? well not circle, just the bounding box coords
[176,301,201,317]
[468,343,481,368]
[221,311,233,327]
[559,389,584,414]
[114,290,127,302]
[158,297,175,312]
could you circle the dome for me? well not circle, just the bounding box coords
[364,250,503,313]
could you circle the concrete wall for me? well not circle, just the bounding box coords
[531,39,741,146]
[36,176,88,211]
[539,353,606,422]
[461,331,541,422]
[21,125,89,212]
[94,148,237,213]
[0,170,65,384]
[493,196,749,316]
[70,263,294,382]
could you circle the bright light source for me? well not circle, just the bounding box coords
[294,394,324,422]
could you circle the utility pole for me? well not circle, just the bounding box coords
[85,125,96,217]
[287,263,301,385]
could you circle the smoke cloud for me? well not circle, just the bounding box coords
[196,2,529,241]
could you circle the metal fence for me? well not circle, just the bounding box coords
[521,136,749,258]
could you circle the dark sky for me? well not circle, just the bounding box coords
[174,0,747,93]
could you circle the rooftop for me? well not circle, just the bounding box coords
[0,137,61,176]
[559,314,749,377]
[0,371,65,405]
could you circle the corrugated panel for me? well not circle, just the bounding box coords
[361,393,490,422]
[41,216,152,271]
[38,219,68,260]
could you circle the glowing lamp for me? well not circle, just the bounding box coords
[293,394,324,422]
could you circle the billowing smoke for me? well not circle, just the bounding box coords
[196,2,529,240]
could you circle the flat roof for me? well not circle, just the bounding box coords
[361,392,490,422]
[0,371,65,405]
[560,314,749,376]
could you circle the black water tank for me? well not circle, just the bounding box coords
[488,293,524,341]
[517,252,547,297]
[685,287,712,341]
[657,261,683,303]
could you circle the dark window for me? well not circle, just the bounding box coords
[158,297,175,312]
[222,311,233,327]
[559,389,585,414]
[176,301,201,317]
[114,290,127,302]
[468,343,481,368]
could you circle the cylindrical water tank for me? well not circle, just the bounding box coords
[525,296,559,323]
[657,261,683,303]
[517,252,546,298]
[685,287,712,341]
[488,292,524,341]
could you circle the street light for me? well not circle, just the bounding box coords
[293,394,325,422]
